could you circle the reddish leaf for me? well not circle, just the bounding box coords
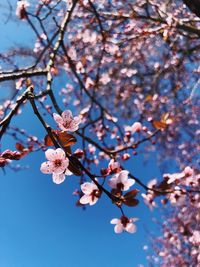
[73,149,84,159]
[58,132,77,147]
[124,189,139,200]
[16,143,25,151]
[44,134,54,146]
[152,120,167,130]
[0,157,8,167]
[44,131,77,148]
[68,161,82,176]
[123,198,139,207]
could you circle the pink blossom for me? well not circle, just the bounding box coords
[125,122,142,133]
[131,122,142,132]
[108,159,120,173]
[40,148,70,184]
[15,78,24,90]
[53,110,81,132]
[108,170,135,191]
[189,231,200,245]
[79,182,100,205]
[167,187,186,205]
[183,166,194,177]
[164,172,185,184]
[100,73,111,85]
[110,216,138,234]
[16,0,29,19]
[141,179,157,209]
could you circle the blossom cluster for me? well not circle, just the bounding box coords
[40,110,138,233]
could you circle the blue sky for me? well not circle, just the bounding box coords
[0,1,164,266]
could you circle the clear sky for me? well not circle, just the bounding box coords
[0,1,164,267]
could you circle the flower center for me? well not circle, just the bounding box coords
[64,119,72,129]
[117,182,124,191]
[91,189,100,201]
[120,216,129,227]
[54,159,62,167]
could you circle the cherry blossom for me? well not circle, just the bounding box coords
[108,170,135,191]
[79,182,101,206]
[125,122,142,134]
[53,110,81,132]
[108,159,121,173]
[141,179,157,209]
[164,172,185,184]
[40,148,69,184]
[110,216,138,234]
[0,0,200,263]
[164,166,194,184]
[52,173,66,185]
[16,0,29,19]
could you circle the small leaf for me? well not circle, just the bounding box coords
[152,120,167,130]
[44,131,77,147]
[16,143,25,151]
[44,134,54,146]
[57,132,77,147]
[161,112,170,122]
[124,189,139,200]
[68,161,82,176]
[123,198,139,207]
[145,95,153,102]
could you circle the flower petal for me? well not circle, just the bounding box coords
[123,179,135,191]
[54,148,66,160]
[131,122,142,133]
[114,224,123,234]
[65,168,73,176]
[108,177,117,189]
[62,110,73,122]
[74,115,82,125]
[57,123,68,131]
[89,197,98,206]
[52,173,65,184]
[53,159,69,174]
[45,149,57,161]
[45,148,66,161]
[81,182,97,194]
[118,170,129,183]
[53,113,63,125]
[110,218,119,224]
[40,161,54,174]
[79,194,91,205]
[125,223,136,233]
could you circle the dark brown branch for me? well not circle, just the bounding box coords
[183,0,200,18]
[0,68,47,82]
[0,86,33,140]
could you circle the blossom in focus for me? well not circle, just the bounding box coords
[79,182,101,205]
[110,216,138,234]
[53,110,81,132]
[108,170,135,191]
[40,148,70,184]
